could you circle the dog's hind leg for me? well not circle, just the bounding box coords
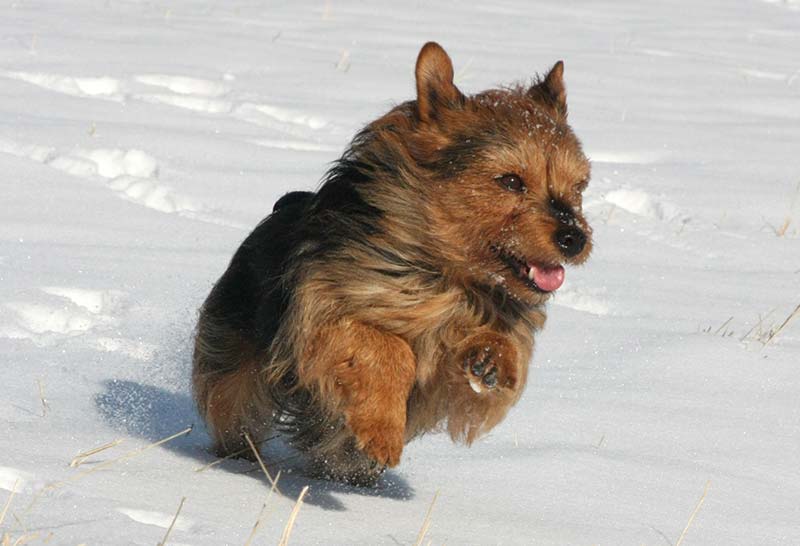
[194,361,273,459]
[299,320,416,467]
[193,317,272,459]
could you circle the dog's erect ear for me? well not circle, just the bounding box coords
[529,61,567,117]
[415,42,464,122]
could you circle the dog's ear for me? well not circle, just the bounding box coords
[529,61,567,117]
[415,42,464,123]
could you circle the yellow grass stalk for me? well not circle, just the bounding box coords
[243,471,281,546]
[243,432,281,493]
[157,496,186,546]
[277,486,309,546]
[69,439,124,468]
[675,480,711,546]
[414,490,440,546]
[0,480,19,526]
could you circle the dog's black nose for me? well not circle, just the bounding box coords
[554,227,586,258]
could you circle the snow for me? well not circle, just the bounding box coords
[1,0,799,544]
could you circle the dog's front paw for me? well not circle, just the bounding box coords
[461,335,519,394]
[348,416,405,467]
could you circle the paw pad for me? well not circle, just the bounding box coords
[465,347,499,391]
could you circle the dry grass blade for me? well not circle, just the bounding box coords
[675,480,710,546]
[157,496,186,546]
[739,309,775,342]
[1,533,39,546]
[44,426,192,493]
[69,439,124,467]
[277,485,309,546]
[12,533,40,546]
[414,490,440,546]
[243,432,281,493]
[243,470,281,546]
[0,480,19,526]
[775,217,791,237]
[764,303,800,346]
[237,453,304,477]
[36,380,49,417]
[194,434,278,473]
[194,449,245,473]
[713,316,734,336]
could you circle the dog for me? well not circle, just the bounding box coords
[193,42,592,485]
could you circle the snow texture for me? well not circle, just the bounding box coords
[1,1,799,544]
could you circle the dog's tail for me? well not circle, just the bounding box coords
[273,190,314,213]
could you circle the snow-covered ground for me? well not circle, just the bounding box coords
[2,1,799,544]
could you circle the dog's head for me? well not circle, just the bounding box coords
[408,42,592,305]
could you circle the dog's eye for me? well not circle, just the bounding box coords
[496,174,526,193]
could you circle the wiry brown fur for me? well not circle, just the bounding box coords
[193,42,592,485]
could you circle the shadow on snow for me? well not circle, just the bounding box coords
[94,378,415,510]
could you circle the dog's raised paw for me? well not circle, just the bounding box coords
[465,347,499,391]
[461,337,518,394]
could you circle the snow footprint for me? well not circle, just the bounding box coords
[2,302,94,338]
[0,138,192,214]
[2,70,333,143]
[234,102,329,138]
[133,73,332,134]
[0,137,56,163]
[0,71,124,101]
[89,336,157,361]
[588,150,662,165]
[132,73,233,114]
[0,137,236,224]
[553,285,611,316]
[590,183,716,258]
[0,288,125,344]
[1,69,233,115]
[49,147,198,214]
[0,466,41,493]
[0,287,158,358]
[116,506,195,533]
[603,188,684,223]
[249,138,339,152]
[135,74,230,97]
[40,286,126,315]
[739,68,793,83]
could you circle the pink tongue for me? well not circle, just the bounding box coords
[530,264,565,292]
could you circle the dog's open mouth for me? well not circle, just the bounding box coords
[495,248,565,293]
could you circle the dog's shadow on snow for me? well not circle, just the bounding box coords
[94,378,415,511]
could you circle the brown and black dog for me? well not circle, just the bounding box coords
[193,42,592,485]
